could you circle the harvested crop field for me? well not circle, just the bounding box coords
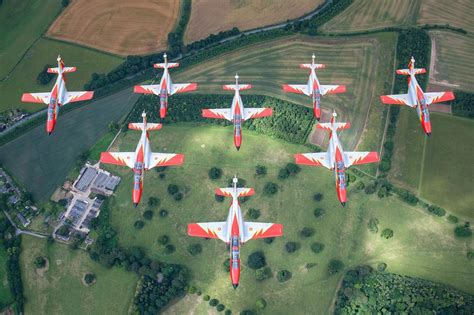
[321,0,420,33]
[418,0,474,33]
[47,0,180,56]
[184,0,324,44]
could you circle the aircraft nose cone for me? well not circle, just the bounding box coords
[340,202,346,207]
[426,132,431,137]
[133,203,138,208]
[48,132,52,136]
[236,146,240,151]
[233,283,238,289]
[316,117,321,121]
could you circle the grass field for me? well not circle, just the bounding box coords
[20,235,138,314]
[418,0,474,34]
[174,34,394,153]
[47,0,180,56]
[0,38,123,113]
[321,0,420,34]
[0,89,139,202]
[419,114,474,218]
[0,0,61,79]
[102,123,473,315]
[184,0,324,44]
[0,244,13,308]
[429,31,474,92]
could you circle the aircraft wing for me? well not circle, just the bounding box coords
[344,151,379,167]
[202,108,232,121]
[380,94,416,107]
[282,84,310,96]
[63,91,94,105]
[295,152,332,169]
[21,92,50,104]
[243,108,272,120]
[188,222,228,242]
[170,83,198,95]
[320,85,346,95]
[134,84,160,95]
[424,92,455,104]
[48,67,76,73]
[148,153,184,169]
[100,152,135,168]
[242,222,283,243]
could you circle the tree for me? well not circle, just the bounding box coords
[217,304,225,312]
[148,197,160,207]
[108,121,120,132]
[158,235,169,245]
[285,242,299,253]
[223,258,230,272]
[313,193,323,201]
[314,208,325,218]
[215,194,224,202]
[247,251,266,269]
[62,0,70,7]
[256,298,267,309]
[381,229,394,239]
[299,227,315,238]
[203,295,210,301]
[159,209,168,217]
[454,225,472,238]
[246,208,260,220]
[188,285,197,294]
[467,251,474,260]
[36,65,54,85]
[187,244,202,256]
[225,309,232,315]
[377,262,387,272]
[367,218,379,234]
[84,273,96,284]
[447,215,459,224]
[167,184,179,195]
[263,237,274,244]
[328,259,344,275]
[427,205,446,217]
[311,242,325,254]
[255,165,267,176]
[255,267,272,281]
[143,210,154,220]
[34,256,46,268]
[164,244,175,254]
[263,182,278,195]
[134,220,144,229]
[173,192,183,201]
[209,298,219,307]
[208,167,222,179]
[276,269,292,282]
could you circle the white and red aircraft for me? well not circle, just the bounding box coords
[100,112,184,207]
[21,55,94,134]
[295,112,379,206]
[282,54,346,120]
[380,56,455,136]
[201,74,272,150]
[134,53,198,118]
[188,177,283,288]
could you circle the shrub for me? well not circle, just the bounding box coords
[427,205,446,217]
[285,241,299,253]
[467,251,474,260]
[217,304,225,312]
[313,193,323,201]
[187,244,202,256]
[377,262,387,272]
[328,259,344,275]
[34,256,46,268]
[223,258,230,272]
[285,163,301,175]
[246,208,260,220]
[173,192,183,201]
[314,208,325,218]
[225,310,232,315]
[208,167,222,180]
[255,267,272,281]
[148,197,160,207]
[263,237,274,244]
[167,184,179,195]
[276,269,292,282]
[278,168,290,179]
[209,299,219,306]
[310,242,325,254]
[159,209,168,217]
[143,210,153,220]
[355,181,365,190]
[84,273,96,284]
[159,173,166,179]
[367,218,379,234]
[188,285,197,294]
[447,215,459,224]
[454,225,472,238]
[203,295,210,301]
[255,165,267,176]
[381,228,394,239]
[155,166,167,173]
[256,298,267,309]
[164,244,175,254]
[134,220,144,229]
[36,64,54,85]
[240,310,255,315]
[248,251,266,269]
[364,182,377,194]
[300,227,315,238]
[263,182,278,195]
[215,194,225,202]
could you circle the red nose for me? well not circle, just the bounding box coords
[234,135,242,150]
[230,263,240,288]
[314,107,321,121]
[132,189,142,206]
[337,187,346,206]
[46,120,55,134]
[160,107,167,119]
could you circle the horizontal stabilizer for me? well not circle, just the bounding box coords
[396,68,426,75]
[242,222,283,242]
[300,63,325,69]
[282,84,310,96]
[134,84,160,95]
[48,67,76,74]
[148,153,184,169]
[154,62,179,69]
[317,122,350,131]
[223,84,252,91]
[215,187,254,198]
[128,123,162,131]
[21,92,50,104]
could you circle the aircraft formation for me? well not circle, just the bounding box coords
[20,53,455,287]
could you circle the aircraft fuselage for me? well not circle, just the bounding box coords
[131,126,152,206]
[226,196,244,288]
[231,91,245,150]
[408,75,432,135]
[308,71,322,120]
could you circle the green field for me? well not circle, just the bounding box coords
[0,0,62,79]
[429,31,474,92]
[320,0,420,34]
[102,123,473,314]
[20,235,138,314]
[0,90,139,202]
[0,38,123,112]
[420,114,474,218]
[0,244,13,308]
[173,34,394,152]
